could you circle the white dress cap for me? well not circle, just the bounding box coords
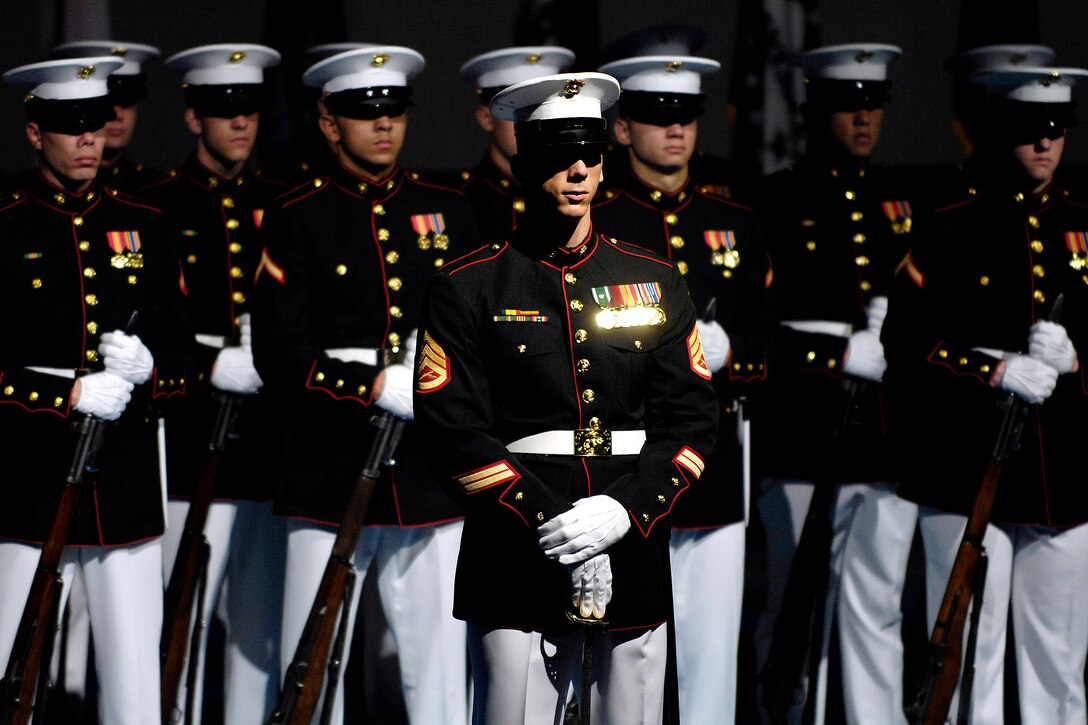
[794,43,902,81]
[974,66,1088,104]
[3,56,125,100]
[460,46,575,89]
[945,45,1055,77]
[165,44,281,86]
[304,43,378,67]
[52,41,160,76]
[303,46,425,93]
[598,55,720,94]
[489,72,620,123]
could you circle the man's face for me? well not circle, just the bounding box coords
[189,111,259,165]
[27,123,104,190]
[104,104,138,153]
[324,113,408,175]
[473,105,518,161]
[615,118,697,172]
[534,153,603,222]
[827,107,884,159]
[1012,133,1064,186]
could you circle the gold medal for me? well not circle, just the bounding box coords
[1070,255,1086,271]
[723,250,740,268]
[127,253,144,269]
[111,254,128,269]
[710,252,724,266]
[434,233,449,250]
[417,234,432,250]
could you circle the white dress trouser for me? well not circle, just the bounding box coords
[280,519,467,725]
[919,508,1088,725]
[467,622,667,725]
[756,479,917,725]
[0,538,163,725]
[670,522,745,725]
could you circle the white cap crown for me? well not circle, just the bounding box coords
[599,55,720,94]
[4,56,125,100]
[303,46,425,93]
[460,46,575,89]
[165,44,281,86]
[795,43,902,81]
[52,41,160,76]
[489,72,620,123]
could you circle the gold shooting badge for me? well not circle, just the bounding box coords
[591,283,666,329]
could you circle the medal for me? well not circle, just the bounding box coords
[724,250,740,268]
[417,234,432,250]
[111,254,128,269]
[434,233,449,250]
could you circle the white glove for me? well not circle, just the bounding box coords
[211,347,263,394]
[569,553,613,620]
[1028,320,1078,374]
[375,363,414,419]
[99,330,153,384]
[995,353,1058,404]
[538,495,631,565]
[72,371,134,420]
[843,330,887,381]
[866,296,889,335]
[696,320,730,374]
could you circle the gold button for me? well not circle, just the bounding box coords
[1028,215,1040,228]
[358,385,367,394]
[226,218,240,230]
[576,358,590,372]
[357,182,368,193]
[2,386,11,395]
[389,332,402,347]
[734,362,742,371]
[232,291,246,303]
[312,179,323,188]
[537,512,545,522]
[231,267,243,278]
[575,329,588,343]
[86,350,99,362]
[1041,193,1050,204]
[672,477,680,486]
[374,203,385,215]
[513,199,526,213]
[665,213,678,225]
[28,392,38,402]
[853,233,866,243]
[938,349,949,358]
[500,178,511,189]
[229,242,242,253]
[643,513,651,522]
[850,211,863,221]
[87,321,98,334]
[336,264,348,276]
[73,216,83,226]
[806,351,816,362]
[378,228,390,241]
[79,241,90,251]
[1034,290,1046,303]
[649,190,662,202]
[388,277,402,291]
[564,272,577,285]
[386,180,395,190]
[517,344,527,353]
[1014,192,1024,203]
[1033,265,1045,278]
[958,357,968,365]
[434,258,445,267]
[805,241,817,251]
[981,364,991,374]
[1031,240,1043,253]
[855,255,870,266]
[315,372,325,382]
[31,278,42,289]
[582,389,596,403]
[588,417,602,429]
[860,280,871,291]
[390,305,403,318]
[128,275,137,285]
[844,191,855,200]
[515,491,524,501]
[658,495,666,504]
[222,197,234,208]
[54,193,66,205]
[980,276,990,286]
[827,359,837,369]
[678,192,686,202]
[54,397,63,408]
[634,340,643,349]
[678,261,689,275]
[208,177,218,188]
[187,254,198,264]
[386,251,400,264]
[670,235,684,249]
[570,299,583,312]
[335,379,344,389]
[85,294,98,305]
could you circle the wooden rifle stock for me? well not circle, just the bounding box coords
[161,392,241,724]
[760,375,864,724]
[267,412,407,725]
[907,293,1062,724]
[0,414,108,725]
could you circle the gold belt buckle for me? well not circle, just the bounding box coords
[574,427,612,457]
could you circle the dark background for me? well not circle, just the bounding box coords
[1,0,1087,178]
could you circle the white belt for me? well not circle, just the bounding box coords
[26,366,76,379]
[195,333,229,349]
[781,320,854,338]
[325,347,380,366]
[507,429,646,456]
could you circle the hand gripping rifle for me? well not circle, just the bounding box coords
[760,374,866,725]
[161,391,242,724]
[266,411,407,725]
[906,293,1064,725]
[0,312,138,725]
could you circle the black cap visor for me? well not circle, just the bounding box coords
[806,78,890,113]
[184,84,265,118]
[619,90,705,126]
[27,96,117,135]
[107,74,149,108]
[325,86,413,120]
[991,98,1076,145]
[515,118,610,174]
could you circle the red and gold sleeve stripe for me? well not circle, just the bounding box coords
[673,446,706,480]
[455,460,519,494]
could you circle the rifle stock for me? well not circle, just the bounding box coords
[267,413,405,725]
[161,392,241,724]
[0,414,108,725]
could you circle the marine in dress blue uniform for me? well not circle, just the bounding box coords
[414,71,718,725]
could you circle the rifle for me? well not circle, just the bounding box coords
[160,391,242,724]
[760,374,865,724]
[266,411,407,725]
[905,294,1063,724]
[0,411,110,725]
